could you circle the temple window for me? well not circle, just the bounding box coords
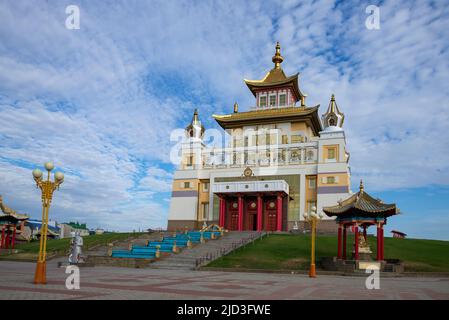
[184,181,191,189]
[201,202,209,220]
[282,135,288,144]
[308,177,316,189]
[187,155,193,167]
[291,134,303,144]
[327,176,336,184]
[202,182,209,192]
[279,94,286,106]
[269,94,276,107]
[259,95,267,107]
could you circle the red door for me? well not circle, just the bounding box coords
[265,200,277,231]
[227,201,239,231]
[247,200,257,231]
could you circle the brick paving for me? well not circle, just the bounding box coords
[0,261,448,300]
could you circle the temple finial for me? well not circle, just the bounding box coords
[331,94,335,101]
[272,42,284,69]
[233,102,239,113]
[359,179,364,193]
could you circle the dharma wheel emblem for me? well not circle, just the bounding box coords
[243,167,253,177]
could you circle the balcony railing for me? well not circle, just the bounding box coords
[184,142,318,170]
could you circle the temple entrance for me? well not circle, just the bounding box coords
[227,200,239,231]
[265,199,277,231]
[216,181,288,232]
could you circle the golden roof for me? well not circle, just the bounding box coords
[243,42,305,102]
[323,180,398,217]
[213,105,322,134]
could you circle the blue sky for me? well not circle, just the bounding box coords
[0,0,448,240]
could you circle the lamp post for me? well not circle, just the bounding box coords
[32,162,64,284]
[303,206,323,278]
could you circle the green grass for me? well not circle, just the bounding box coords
[12,232,142,254]
[207,234,449,272]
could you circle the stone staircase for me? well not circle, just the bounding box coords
[150,231,266,270]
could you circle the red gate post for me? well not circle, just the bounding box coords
[276,193,282,231]
[218,196,224,228]
[257,193,263,231]
[342,225,347,260]
[354,224,359,260]
[337,224,343,259]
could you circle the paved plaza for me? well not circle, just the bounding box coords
[0,261,448,300]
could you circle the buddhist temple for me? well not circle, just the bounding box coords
[167,43,352,232]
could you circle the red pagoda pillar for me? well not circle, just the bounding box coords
[376,223,382,261]
[276,193,282,231]
[219,196,225,228]
[257,193,263,231]
[1,225,5,249]
[380,224,385,260]
[11,225,16,249]
[337,224,343,259]
[237,194,243,231]
[342,225,347,260]
[354,224,359,260]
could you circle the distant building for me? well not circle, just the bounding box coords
[95,228,104,235]
[26,219,60,240]
[59,222,90,238]
[391,230,407,239]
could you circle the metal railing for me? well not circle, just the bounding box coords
[194,231,269,269]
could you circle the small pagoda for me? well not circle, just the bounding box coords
[0,195,29,249]
[323,181,399,262]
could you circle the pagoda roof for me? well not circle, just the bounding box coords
[213,105,323,134]
[244,42,306,102]
[323,181,398,219]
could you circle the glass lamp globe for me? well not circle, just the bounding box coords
[54,172,64,181]
[32,169,43,179]
[44,162,55,171]
[311,206,317,213]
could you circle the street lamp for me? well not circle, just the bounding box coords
[32,162,64,284]
[303,206,323,278]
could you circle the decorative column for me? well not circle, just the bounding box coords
[337,224,343,259]
[342,226,347,260]
[238,194,243,231]
[219,196,225,228]
[257,193,263,231]
[276,192,283,231]
[354,224,359,260]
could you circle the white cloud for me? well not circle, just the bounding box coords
[0,0,448,235]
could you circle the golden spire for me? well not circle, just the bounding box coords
[359,179,364,193]
[272,42,284,69]
[233,102,238,113]
[330,94,336,112]
[192,108,199,125]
